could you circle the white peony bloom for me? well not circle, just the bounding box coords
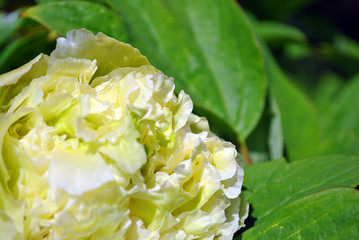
[0,29,248,240]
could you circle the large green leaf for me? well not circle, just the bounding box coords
[241,187,359,240]
[263,46,322,161]
[107,0,267,140]
[243,155,359,220]
[22,1,127,41]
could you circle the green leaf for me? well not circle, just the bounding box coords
[268,98,284,160]
[320,75,359,155]
[0,10,24,48]
[263,45,322,161]
[241,187,359,240]
[254,21,306,48]
[283,42,311,60]
[243,155,359,220]
[245,100,284,163]
[246,110,270,164]
[312,72,343,115]
[244,0,319,20]
[22,1,127,41]
[0,31,55,74]
[36,0,104,3]
[320,35,359,76]
[107,0,267,140]
[333,34,359,60]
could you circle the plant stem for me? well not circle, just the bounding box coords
[240,144,252,166]
[236,137,252,166]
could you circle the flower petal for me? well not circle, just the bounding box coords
[0,210,16,240]
[51,29,149,76]
[49,145,114,196]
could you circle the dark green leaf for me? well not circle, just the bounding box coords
[23,1,127,41]
[0,31,55,74]
[246,109,270,164]
[241,188,359,240]
[246,100,284,163]
[333,34,359,60]
[283,42,312,60]
[35,0,105,4]
[36,0,104,3]
[320,35,359,76]
[254,21,306,48]
[243,155,359,220]
[244,0,319,20]
[107,0,267,140]
[0,10,24,48]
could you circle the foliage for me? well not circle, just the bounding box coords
[1,0,358,238]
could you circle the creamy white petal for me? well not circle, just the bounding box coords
[49,146,114,196]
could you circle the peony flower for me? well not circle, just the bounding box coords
[0,29,248,240]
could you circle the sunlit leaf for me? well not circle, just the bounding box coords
[23,1,127,41]
[243,155,359,219]
[241,187,359,240]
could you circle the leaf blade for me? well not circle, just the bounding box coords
[243,155,359,220]
[23,1,127,41]
[242,187,359,240]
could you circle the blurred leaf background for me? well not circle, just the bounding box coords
[1,0,358,238]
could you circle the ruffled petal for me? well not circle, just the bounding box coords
[51,29,149,76]
[48,145,114,196]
